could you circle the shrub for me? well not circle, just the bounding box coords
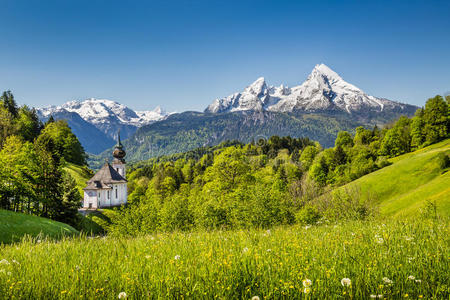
[295,205,321,225]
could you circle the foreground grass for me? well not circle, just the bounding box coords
[0,219,448,299]
[0,209,78,244]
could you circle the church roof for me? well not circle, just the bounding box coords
[84,162,127,190]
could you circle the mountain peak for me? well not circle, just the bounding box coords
[244,77,267,96]
[311,64,342,81]
[205,64,413,114]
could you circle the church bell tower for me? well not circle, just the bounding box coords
[112,131,126,178]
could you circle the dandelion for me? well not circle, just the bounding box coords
[407,275,415,280]
[303,287,311,294]
[174,255,180,260]
[341,278,351,287]
[118,292,127,299]
[302,279,312,287]
[382,277,393,285]
[251,296,260,300]
[0,259,10,265]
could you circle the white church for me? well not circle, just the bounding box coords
[82,134,128,209]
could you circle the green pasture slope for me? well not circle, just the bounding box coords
[64,162,92,195]
[348,138,450,218]
[0,210,78,244]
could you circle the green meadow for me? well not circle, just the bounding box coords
[0,219,448,299]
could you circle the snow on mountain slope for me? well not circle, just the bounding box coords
[205,64,411,114]
[39,98,169,127]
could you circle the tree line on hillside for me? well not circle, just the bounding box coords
[0,91,88,226]
[110,95,450,234]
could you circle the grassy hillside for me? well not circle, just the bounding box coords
[0,210,79,244]
[64,162,92,194]
[347,139,450,218]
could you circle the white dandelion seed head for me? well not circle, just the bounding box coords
[118,292,127,299]
[251,296,260,300]
[408,275,415,280]
[174,255,180,260]
[302,279,312,287]
[382,277,393,285]
[341,278,351,287]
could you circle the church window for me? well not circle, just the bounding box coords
[107,191,110,199]
[116,188,118,198]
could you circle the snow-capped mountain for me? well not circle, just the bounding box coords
[39,98,168,128]
[38,98,171,154]
[205,64,411,114]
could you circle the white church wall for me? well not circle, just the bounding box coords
[83,190,98,209]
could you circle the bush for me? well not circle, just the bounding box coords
[436,152,450,170]
[313,186,378,221]
[295,205,321,225]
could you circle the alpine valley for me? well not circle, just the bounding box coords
[38,64,417,165]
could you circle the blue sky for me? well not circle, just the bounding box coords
[1,0,449,112]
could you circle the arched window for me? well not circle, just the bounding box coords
[115,187,118,199]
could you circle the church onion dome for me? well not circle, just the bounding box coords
[112,131,126,161]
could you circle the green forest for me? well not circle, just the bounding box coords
[109,95,450,234]
[0,91,89,227]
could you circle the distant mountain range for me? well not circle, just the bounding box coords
[37,99,170,154]
[37,64,418,163]
[206,64,412,115]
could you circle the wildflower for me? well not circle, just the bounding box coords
[145,255,151,259]
[376,237,384,244]
[407,275,415,280]
[303,287,311,294]
[266,229,271,235]
[304,225,311,230]
[404,294,408,298]
[266,249,271,252]
[378,295,383,299]
[7,272,11,276]
[382,277,393,285]
[12,260,19,265]
[252,296,260,300]
[302,279,312,287]
[243,247,249,253]
[404,236,414,241]
[37,239,41,243]
[341,278,351,287]
[370,296,377,299]
[174,255,180,260]
[415,279,421,283]
[118,292,127,299]
[0,259,9,265]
